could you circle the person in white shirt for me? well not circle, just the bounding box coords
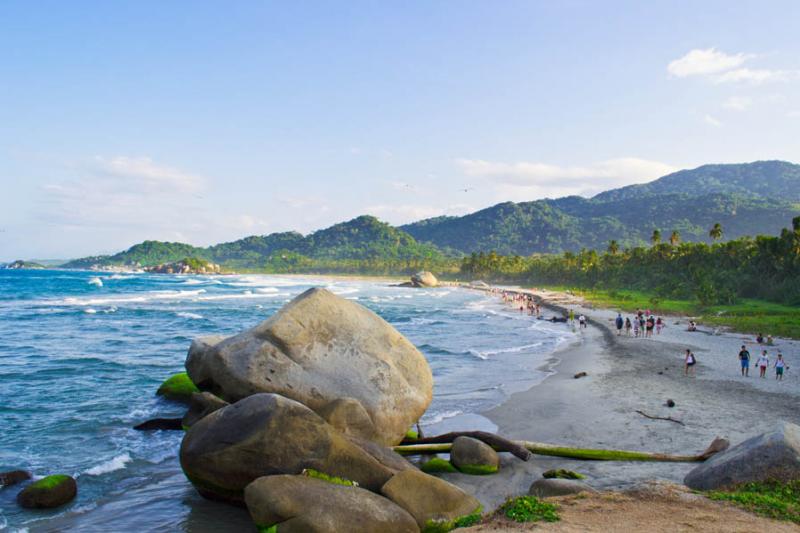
[774,352,787,381]
[756,350,769,378]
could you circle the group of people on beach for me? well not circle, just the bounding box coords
[501,291,542,317]
[738,345,787,380]
[614,310,663,338]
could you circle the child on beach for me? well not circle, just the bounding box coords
[615,313,623,335]
[625,317,632,336]
[684,349,696,376]
[774,352,786,381]
[578,314,587,329]
[656,317,663,334]
[633,318,640,337]
[738,345,750,377]
[756,350,769,378]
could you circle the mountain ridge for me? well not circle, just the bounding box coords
[60,160,800,269]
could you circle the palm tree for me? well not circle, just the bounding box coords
[607,240,619,255]
[709,223,723,242]
[669,230,680,246]
[651,229,661,246]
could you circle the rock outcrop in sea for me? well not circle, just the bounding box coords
[185,287,433,446]
[177,287,485,532]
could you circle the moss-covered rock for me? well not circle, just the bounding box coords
[381,469,481,531]
[421,458,459,474]
[449,437,499,475]
[156,372,199,403]
[17,474,77,509]
[422,507,482,532]
[542,469,585,480]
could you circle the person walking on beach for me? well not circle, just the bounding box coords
[568,309,575,325]
[684,349,696,376]
[633,318,640,337]
[615,313,624,335]
[656,317,663,335]
[625,317,632,336]
[738,345,750,377]
[774,352,786,381]
[756,350,769,378]
[578,314,587,329]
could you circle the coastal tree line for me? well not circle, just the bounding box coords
[459,218,800,306]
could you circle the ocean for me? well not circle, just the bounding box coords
[0,269,573,532]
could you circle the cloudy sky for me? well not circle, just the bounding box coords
[2,1,799,260]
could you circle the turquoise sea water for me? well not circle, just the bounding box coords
[0,269,571,531]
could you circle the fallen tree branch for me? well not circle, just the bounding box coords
[393,436,728,463]
[404,431,531,461]
[635,410,685,426]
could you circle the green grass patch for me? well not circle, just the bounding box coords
[420,457,459,474]
[707,480,800,524]
[156,372,199,401]
[422,506,482,532]
[302,469,356,487]
[29,475,71,491]
[543,469,585,480]
[548,286,800,339]
[499,495,559,523]
[457,464,498,475]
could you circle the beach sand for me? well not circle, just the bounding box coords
[448,287,800,531]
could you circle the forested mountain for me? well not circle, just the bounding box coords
[402,161,800,255]
[61,161,800,270]
[62,216,446,273]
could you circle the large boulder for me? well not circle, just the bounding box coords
[317,397,377,441]
[179,393,396,503]
[17,475,77,509]
[245,475,419,533]
[450,436,500,475]
[185,288,433,446]
[411,271,438,288]
[381,469,481,530]
[529,478,596,498]
[684,421,800,490]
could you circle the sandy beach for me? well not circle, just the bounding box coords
[446,286,800,530]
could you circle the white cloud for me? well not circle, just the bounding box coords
[455,157,676,198]
[722,96,752,111]
[668,48,752,78]
[668,48,796,85]
[714,68,793,84]
[38,156,274,248]
[704,114,722,127]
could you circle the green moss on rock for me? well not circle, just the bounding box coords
[543,469,585,480]
[156,372,199,402]
[29,474,71,491]
[500,496,559,523]
[302,469,357,487]
[405,428,419,440]
[456,464,498,476]
[422,506,483,532]
[420,457,458,474]
[257,525,278,533]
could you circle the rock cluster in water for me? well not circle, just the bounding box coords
[177,287,480,532]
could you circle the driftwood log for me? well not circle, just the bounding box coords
[394,436,729,463]
[403,431,531,461]
[635,410,685,426]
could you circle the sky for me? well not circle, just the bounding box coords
[1,1,799,260]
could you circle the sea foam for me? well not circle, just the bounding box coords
[84,453,131,476]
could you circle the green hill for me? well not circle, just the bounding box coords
[62,216,447,273]
[401,161,800,254]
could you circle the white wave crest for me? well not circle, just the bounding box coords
[176,311,203,320]
[84,453,131,476]
[422,410,463,425]
[469,342,543,360]
[88,277,103,287]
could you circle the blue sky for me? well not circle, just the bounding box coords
[2,1,799,260]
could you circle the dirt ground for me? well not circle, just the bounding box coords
[464,483,800,532]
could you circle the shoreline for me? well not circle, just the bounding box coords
[445,285,800,512]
